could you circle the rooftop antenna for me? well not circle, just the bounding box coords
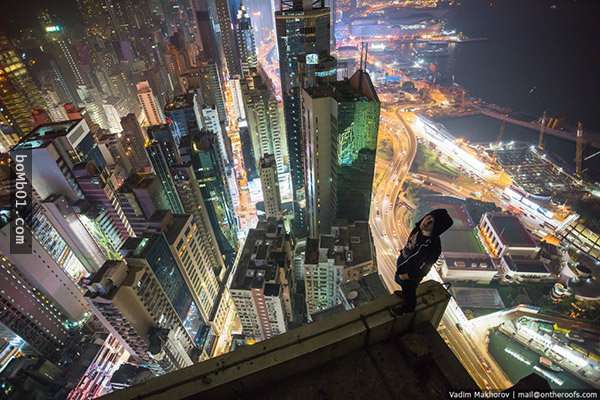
[359,42,364,71]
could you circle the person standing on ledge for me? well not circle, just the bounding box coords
[394,209,453,313]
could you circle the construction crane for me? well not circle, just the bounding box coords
[497,119,506,142]
[576,121,584,177]
[538,111,547,150]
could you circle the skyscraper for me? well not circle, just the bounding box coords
[194,7,228,123]
[120,114,152,173]
[215,0,241,77]
[146,140,185,214]
[0,254,71,363]
[242,71,286,178]
[201,105,229,165]
[72,163,134,250]
[164,93,203,140]
[136,81,165,126]
[259,154,282,219]
[332,70,380,223]
[147,124,182,167]
[0,214,91,322]
[275,1,333,234]
[0,33,46,145]
[85,260,195,374]
[302,69,380,237]
[10,119,91,203]
[117,174,170,236]
[303,221,375,317]
[180,131,238,267]
[158,212,238,358]
[229,219,293,341]
[236,4,258,78]
[171,164,226,280]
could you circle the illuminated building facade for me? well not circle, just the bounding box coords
[146,140,185,214]
[171,164,227,281]
[304,221,375,317]
[85,260,195,374]
[215,0,241,77]
[275,1,333,234]
[0,253,70,363]
[136,81,165,126]
[236,4,258,78]
[120,114,152,173]
[259,154,283,219]
[242,72,286,178]
[0,34,46,143]
[160,213,238,358]
[230,219,293,341]
[302,69,380,237]
[180,131,238,268]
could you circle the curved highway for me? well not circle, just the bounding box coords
[370,108,512,390]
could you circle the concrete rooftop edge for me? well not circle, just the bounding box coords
[100,281,463,400]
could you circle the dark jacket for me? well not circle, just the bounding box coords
[395,209,453,281]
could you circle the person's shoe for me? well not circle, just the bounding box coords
[394,290,403,296]
[399,305,415,314]
[390,303,415,317]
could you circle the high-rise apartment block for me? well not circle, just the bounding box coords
[159,212,238,357]
[0,33,46,144]
[136,81,165,126]
[236,4,258,78]
[0,254,71,363]
[180,131,237,267]
[230,219,294,341]
[215,0,241,77]
[304,221,376,317]
[85,260,195,374]
[276,1,334,234]
[242,71,286,178]
[120,114,152,173]
[302,69,380,237]
[259,154,282,219]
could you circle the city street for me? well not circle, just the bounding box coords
[370,107,512,389]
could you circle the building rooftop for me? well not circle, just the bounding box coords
[259,153,277,169]
[450,287,505,309]
[485,213,537,248]
[164,93,195,111]
[231,219,290,291]
[304,221,374,268]
[162,214,192,245]
[98,281,478,400]
[441,229,485,254]
[341,272,388,308]
[503,255,550,274]
[444,254,497,271]
[348,69,379,103]
[11,119,83,151]
[492,145,578,197]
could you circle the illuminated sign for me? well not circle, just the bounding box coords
[306,53,319,65]
[45,25,62,33]
[400,24,426,30]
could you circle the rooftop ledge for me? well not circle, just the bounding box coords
[101,281,477,400]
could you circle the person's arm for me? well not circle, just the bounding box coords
[412,240,441,279]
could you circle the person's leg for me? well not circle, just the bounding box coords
[400,279,417,312]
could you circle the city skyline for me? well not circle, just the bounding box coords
[0,0,599,398]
